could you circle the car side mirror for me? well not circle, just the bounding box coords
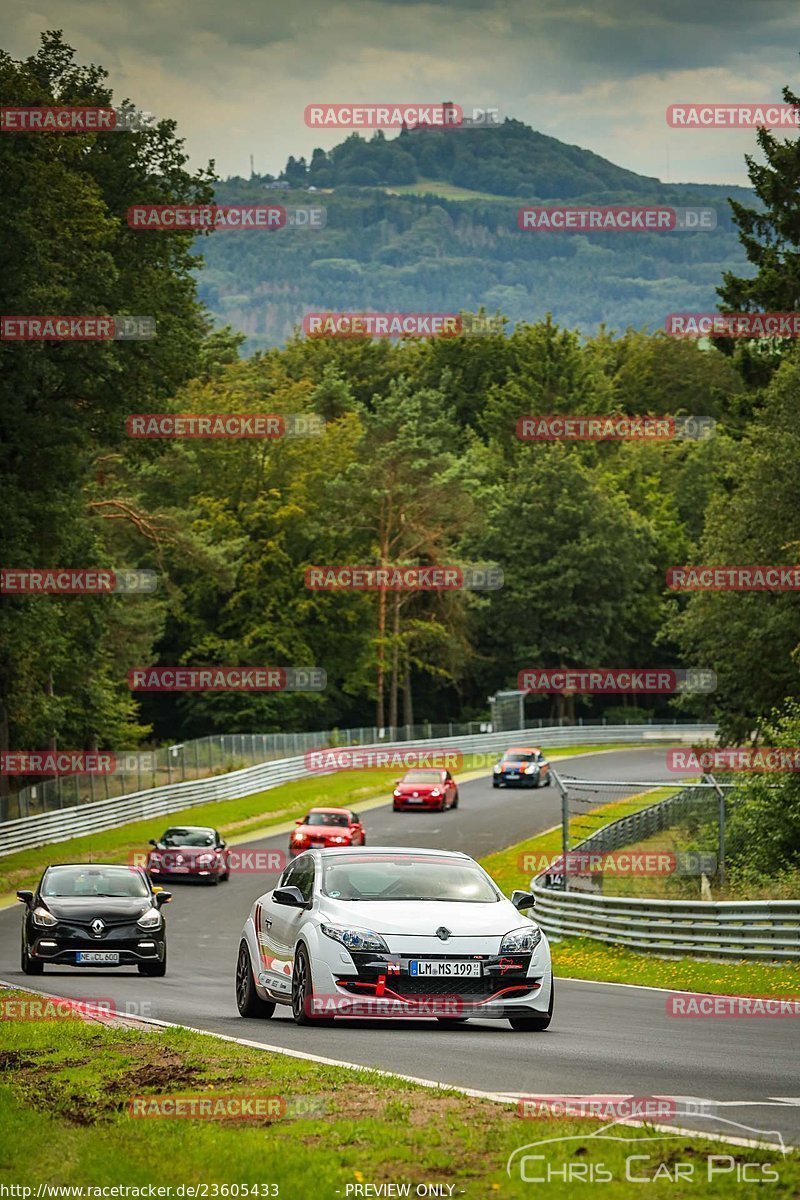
[16,890,34,905]
[148,839,158,847]
[294,819,303,825]
[218,841,227,850]
[155,891,172,906]
[273,886,307,908]
[511,890,536,911]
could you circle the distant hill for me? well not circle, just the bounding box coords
[197,119,756,350]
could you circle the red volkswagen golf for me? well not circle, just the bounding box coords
[392,768,459,812]
[289,808,366,857]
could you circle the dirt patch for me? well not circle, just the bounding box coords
[122,1049,201,1091]
[0,1050,42,1072]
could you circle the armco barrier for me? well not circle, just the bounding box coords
[530,786,800,961]
[0,723,714,856]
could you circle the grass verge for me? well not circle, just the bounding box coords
[478,792,800,997]
[0,987,797,1195]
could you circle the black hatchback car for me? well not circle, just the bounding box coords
[17,863,171,976]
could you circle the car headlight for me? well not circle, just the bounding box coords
[320,924,389,952]
[137,907,162,929]
[197,853,215,865]
[500,925,542,953]
[430,789,441,797]
[32,906,57,927]
[523,764,538,775]
[393,790,402,797]
[493,765,501,774]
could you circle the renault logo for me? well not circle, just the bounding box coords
[91,919,105,937]
[435,926,451,941]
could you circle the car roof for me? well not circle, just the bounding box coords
[43,862,145,870]
[311,846,471,859]
[162,825,215,832]
[401,766,445,773]
[305,807,352,814]
[504,746,542,753]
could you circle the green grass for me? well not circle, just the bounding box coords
[478,791,800,997]
[0,743,636,897]
[1,987,797,1195]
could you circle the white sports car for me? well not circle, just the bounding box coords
[235,846,553,1031]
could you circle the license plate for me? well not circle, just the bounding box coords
[172,865,190,872]
[76,951,120,964]
[310,840,325,847]
[507,770,518,776]
[405,797,423,804]
[409,960,481,977]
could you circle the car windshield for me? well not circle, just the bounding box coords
[305,812,349,827]
[401,770,443,783]
[161,828,215,847]
[321,854,499,902]
[505,752,536,763]
[42,866,150,898]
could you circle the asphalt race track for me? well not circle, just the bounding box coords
[2,748,798,1147]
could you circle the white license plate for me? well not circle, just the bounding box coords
[409,960,481,977]
[76,951,120,964]
[405,797,423,804]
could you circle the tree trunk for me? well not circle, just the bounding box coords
[0,700,8,821]
[402,654,414,728]
[376,591,386,728]
[388,592,400,731]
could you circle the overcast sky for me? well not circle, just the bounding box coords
[5,0,799,184]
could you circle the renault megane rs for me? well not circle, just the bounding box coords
[235,847,553,1031]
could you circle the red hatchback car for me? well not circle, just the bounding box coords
[146,825,230,885]
[392,768,459,812]
[289,808,366,857]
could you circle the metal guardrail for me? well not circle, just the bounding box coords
[6,715,702,820]
[0,723,714,856]
[531,786,800,961]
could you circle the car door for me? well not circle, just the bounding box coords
[214,829,229,872]
[271,856,315,976]
[254,862,298,993]
[444,771,456,807]
[537,752,550,783]
[349,811,364,844]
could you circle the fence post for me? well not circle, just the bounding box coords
[550,768,570,892]
[704,772,726,891]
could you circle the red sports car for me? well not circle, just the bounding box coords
[289,808,365,857]
[146,825,230,885]
[392,768,459,812]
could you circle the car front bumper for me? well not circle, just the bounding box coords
[495,771,539,787]
[28,934,165,966]
[304,943,553,1019]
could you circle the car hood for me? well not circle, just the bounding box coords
[39,897,153,921]
[151,844,215,853]
[395,782,438,792]
[317,896,533,937]
[296,825,351,837]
